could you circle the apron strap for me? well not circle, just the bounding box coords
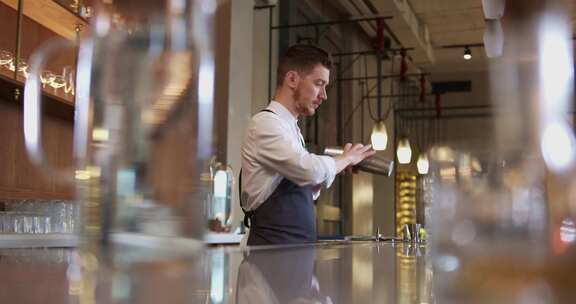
[238,168,254,228]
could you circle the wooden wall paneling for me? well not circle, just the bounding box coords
[53,116,74,198]
[10,106,74,199]
[0,2,18,81]
[13,106,51,194]
[213,0,230,164]
[0,1,17,53]
[0,101,17,190]
[0,0,79,200]
[45,114,60,194]
[20,14,77,78]
[0,107,74,199]
[0,90,74,199]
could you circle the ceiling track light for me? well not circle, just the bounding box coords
[463,46,472,60]
[441,43,483,60]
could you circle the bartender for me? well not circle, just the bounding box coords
[240,44,375,246]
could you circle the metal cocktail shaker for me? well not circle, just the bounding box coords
[323,146,394,176]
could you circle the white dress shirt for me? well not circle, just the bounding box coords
[241,101,337,211]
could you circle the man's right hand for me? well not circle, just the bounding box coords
[334,143,376,174]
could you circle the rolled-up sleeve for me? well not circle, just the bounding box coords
[250,117,337,188]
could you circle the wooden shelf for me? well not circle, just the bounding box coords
[0,0,88,41]
[0,233,78,248]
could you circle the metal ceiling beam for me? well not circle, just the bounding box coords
[338,73,426,82]
[395,104,492,112]
[331,48,413,57]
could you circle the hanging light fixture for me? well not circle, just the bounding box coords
[371,120,388,151]
[397,137,412,164]
[481,0,505,20]
[417,153,429,174]
[463,47,472,60]
[484,19,504,58]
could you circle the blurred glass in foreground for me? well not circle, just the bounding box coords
[24,0,217,252]
[430,0,576,303]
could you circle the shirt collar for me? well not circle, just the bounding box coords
[268,101,298,125]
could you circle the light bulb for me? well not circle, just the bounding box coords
[397,138,412,164]
[417,153,429,174]
[371,121,388,151]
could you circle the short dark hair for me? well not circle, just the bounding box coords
[276,44,333,87]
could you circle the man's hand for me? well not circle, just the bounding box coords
[334,143,376,174]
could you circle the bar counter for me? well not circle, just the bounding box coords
[0,241,429,303]
[1,240,575,303]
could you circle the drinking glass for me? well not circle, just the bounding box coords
[431,2,576,302]
[23,0,218,251]
[50,75,66,93]
[428,146,564,303]
[62,66,75,95]
[207,162,234,233]
[0,212,12,233]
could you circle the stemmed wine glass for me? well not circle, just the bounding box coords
[0,50,12,66]
[50,75,66,93]
[39,70,55,88]
[8,59,29,79]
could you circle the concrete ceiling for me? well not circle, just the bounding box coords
[334,0,488,74]
[364,0,576,74]
[407,0,486,73]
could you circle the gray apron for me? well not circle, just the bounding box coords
[243,109,317,245]
[247,178,316,245]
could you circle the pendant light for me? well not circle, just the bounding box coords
[371,120,388,151]
[371,41,389,152]
[417,153,429,174]
[484,19,504,58]
[481,0,505,20]
[397,137,412,164]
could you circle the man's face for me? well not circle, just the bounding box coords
[292,64,330,117]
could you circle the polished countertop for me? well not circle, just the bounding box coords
[0,240,575,304]
[0,240,430,304]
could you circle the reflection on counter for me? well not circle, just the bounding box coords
[237,246,331,304]
[1,240,575,303]
[396,173,417,237]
